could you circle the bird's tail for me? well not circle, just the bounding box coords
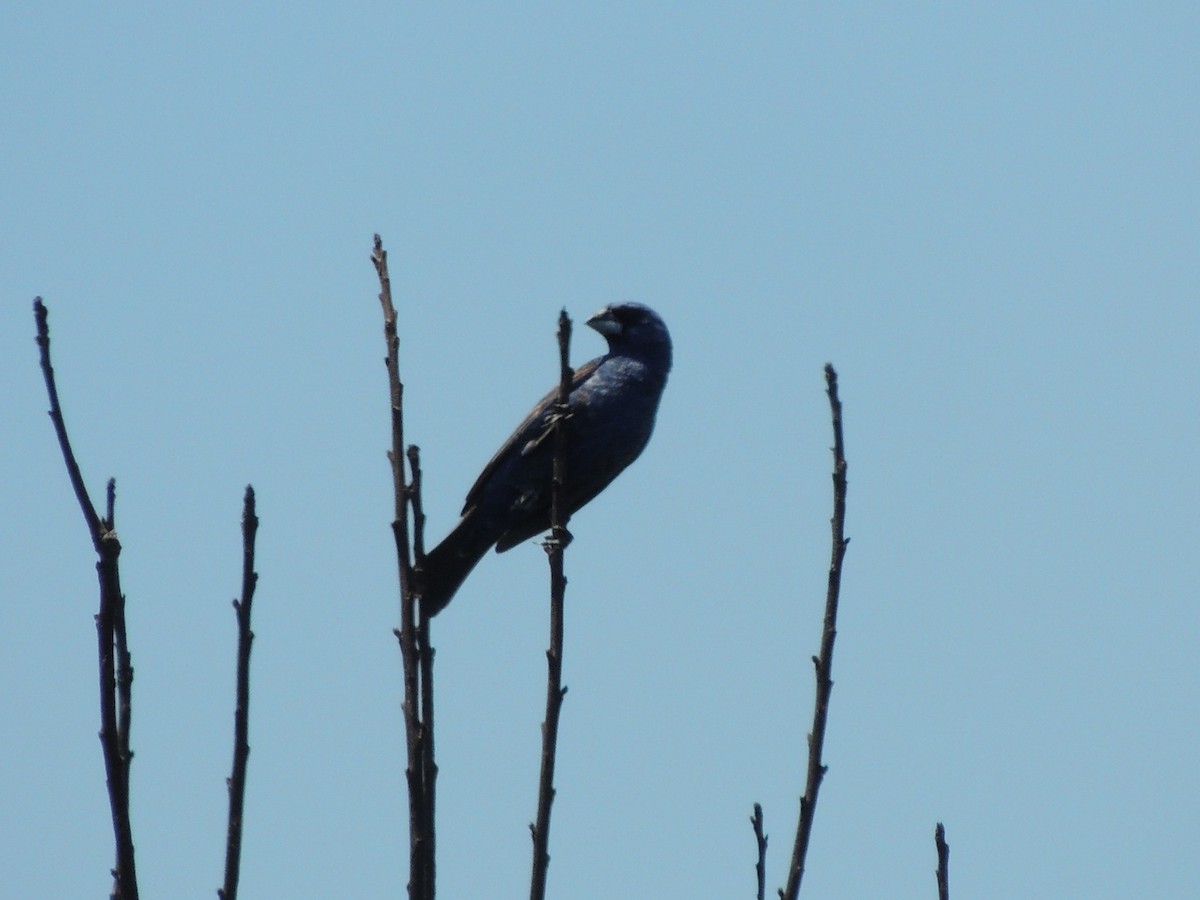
[417,513,494,616]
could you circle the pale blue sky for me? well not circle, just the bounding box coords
[4,4,1198,898]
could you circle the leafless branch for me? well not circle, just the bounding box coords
[372,236,435,899]
[34,298,140,900]
[219,486,260,900]
[935,823,950,900]
[529,310,573,900]
[751,803,768,900]
[108,477,134,873]
[780,363,849,899]
[410,445,437,891]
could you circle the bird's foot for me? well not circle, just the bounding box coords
[542,526,574,552]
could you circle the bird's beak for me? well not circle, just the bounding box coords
[586,307,621,337]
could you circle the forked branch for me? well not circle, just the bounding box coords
[372,237,436,900]
[34,298,140,900]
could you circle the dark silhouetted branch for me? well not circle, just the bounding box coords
[407,445,427,562]
[409,445,437,892]
[219,486,259,900]
[780,363,849,900]
[34,298,140,900]
[935,823,950,900]
[751,803,768,900]
[529,310,573,900]
[108,477,134,875]
[34,299,103,541]
[372,236,435,900]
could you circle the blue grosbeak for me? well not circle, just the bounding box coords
[419,302,672,615]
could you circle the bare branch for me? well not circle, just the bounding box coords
[108,478,135,896]
[935,823,950,900]
[410,446,437,893]
[372,237,435,899]
[751,804,768,900]
[780,363,849,899]
[34,298,140,900]
[34,299,103,543]
[219,486,260,900]
[529,310,573,900]
[408,445,428,562]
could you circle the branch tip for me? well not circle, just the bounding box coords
[935,822,950,900]
[779,364,850,900]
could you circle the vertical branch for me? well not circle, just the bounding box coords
[751,803,768,900]
[98,516,136,900]
[407,446,427,563]
[934,823,950,900]
[372,235,414,594]
[108,478,134,846]
[220,487,260,900]
[409,445,437,893]
[781,363,849,900]
[34,298,140,900]
[529,310,573,900]
[372,236,434,900]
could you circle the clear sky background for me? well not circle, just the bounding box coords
[4,4,1197,898]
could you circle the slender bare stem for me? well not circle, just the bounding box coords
[409,446,437,893]
[934,823,950,900]
[219,487,259,900]
[751,803,768,900]
[108,478,134,876]
[372,237,434,899]
[34,299,103,540]
[780,364,849,900]
[34,298,140,900]
[529,310,573,900]
[407,446,427,563]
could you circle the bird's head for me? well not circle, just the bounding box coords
[586,302,672,367]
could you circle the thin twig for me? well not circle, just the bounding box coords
[108,478,135,892]
[372,237,434,900]
[219,486,259,900]
[751,803,768,900]
[34,298,140,900]
[780,364,849,900]
[529,310,573,900]
[935,823,950,900]
[34,299,103,541]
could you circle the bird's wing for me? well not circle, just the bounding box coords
[460,356,604,514]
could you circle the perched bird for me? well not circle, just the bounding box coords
[418,302,672,615]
